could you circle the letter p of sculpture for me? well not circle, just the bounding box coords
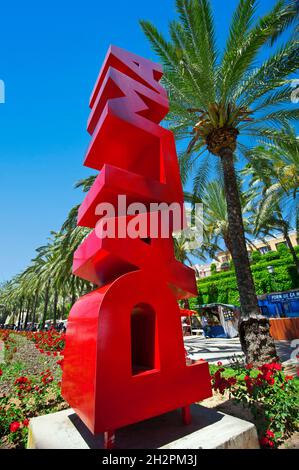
[62,45,212,447]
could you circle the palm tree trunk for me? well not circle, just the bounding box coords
[284,230,299,274]
[223,233,233,258]
[17,298,23,330]
[220,148,277,365]
[61,294,66,319]
[71,280,76,306]
[31,290,39,327]
[24,298,31,329]
[41,281,51,329]
[53,289,58,326]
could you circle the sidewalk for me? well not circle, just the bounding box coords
[184,336,296,365]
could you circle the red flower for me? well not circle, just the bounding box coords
[23,419,29,427]
[266,430,275,439]
[56,359,64,368]
[10,421,21,433]
[263,370,273,381]
[0,369,2,376]
[285,375,293,382]
[244,375,253,393]
[228,377,237,386]
[217,361,223,366]
[260,437,268,446]
[271,363,282,371]
[259,362,281,373]
[14,376,30,385]
[261,436,274,448]
[245,363,253,370]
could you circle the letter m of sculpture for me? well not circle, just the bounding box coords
[62,45,212,448]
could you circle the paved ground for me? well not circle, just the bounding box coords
[184,336,295,365]
[184,337,244,364]
[0,335,295,367]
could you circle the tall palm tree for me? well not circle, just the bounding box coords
[140,0,298,363]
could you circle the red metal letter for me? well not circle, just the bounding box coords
[62,45,212,442]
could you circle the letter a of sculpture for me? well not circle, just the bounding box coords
[62,45,212,448]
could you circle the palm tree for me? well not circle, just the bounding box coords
[173,231,205,265]
[0,173,95,330]
[243,129,299,272]
[200,180,254,258]
[253,203,299,273]
[140,0,298,363]
[173,231,207,308]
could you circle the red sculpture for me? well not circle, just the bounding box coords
[62,45,212,448]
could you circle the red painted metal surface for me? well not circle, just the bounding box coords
[103,431,115,450]
[62,45,212,437]
[182,405,192,425]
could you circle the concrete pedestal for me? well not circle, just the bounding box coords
[27,404,259,449]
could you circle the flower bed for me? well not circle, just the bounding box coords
[1,330,298,449]
[0,329,67,448]
[210,361,299,448]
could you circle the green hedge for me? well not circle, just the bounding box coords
[196,248,299,306]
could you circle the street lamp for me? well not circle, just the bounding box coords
[267,265,275,275]
[267,265,277,293]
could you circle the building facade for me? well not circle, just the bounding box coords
[193,230,298,279]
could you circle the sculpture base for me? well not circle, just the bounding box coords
[27,404,259,449]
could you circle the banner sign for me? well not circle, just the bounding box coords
[268,291,299,303]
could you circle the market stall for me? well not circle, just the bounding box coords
[198,303,240,338]
[179,308,202,335]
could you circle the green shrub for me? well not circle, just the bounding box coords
[209,362,299,448]
[196,247,299,306]
[251,251,262,264]
[276,243,289,255]
[210,263,217,275]
[262,250,281,261]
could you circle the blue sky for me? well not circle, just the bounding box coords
[0,0,293,281]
